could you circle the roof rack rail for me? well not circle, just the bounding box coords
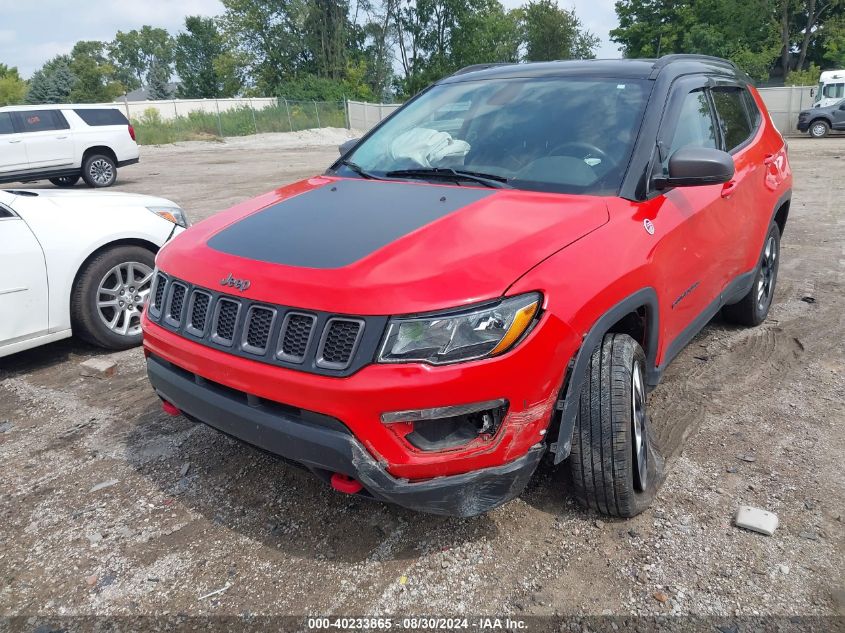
[451,63,512,77]
[654,54,737,70]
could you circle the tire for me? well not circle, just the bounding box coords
[49,175,80,187]
[722,223,780,327]
[569,334,664,517]
[71,245,156,349]
[809,119,829,138]
[81,153,117,187]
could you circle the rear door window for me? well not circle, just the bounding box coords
[17,110,70,133]
[711,88,753,152]
[0,112,15,135]
[74,108,129,126]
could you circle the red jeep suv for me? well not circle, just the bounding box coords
[142,55,792,517]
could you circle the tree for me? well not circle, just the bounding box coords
[68,41,124,102]
[305,0,352,80]
[0,64,27,106]
[110,26,174,94]
[175,16,242,98]
[612,0,780,81]
[220,0,311,93]
[450,0,521,67]
[521,0,599,62]
[26,56,76,104]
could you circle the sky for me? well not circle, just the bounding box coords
[0,0,621,79]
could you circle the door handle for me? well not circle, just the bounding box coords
[720,181,738,198]
[56,136,68,140]
[763,154,776,165]
[9,139,22,144]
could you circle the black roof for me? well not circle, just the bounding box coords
[441,55,747,85]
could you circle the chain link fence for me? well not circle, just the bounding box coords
[127,98,354,145]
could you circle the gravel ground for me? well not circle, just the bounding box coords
[1,133,843,628]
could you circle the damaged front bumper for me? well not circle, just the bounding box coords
[146,354,545,516]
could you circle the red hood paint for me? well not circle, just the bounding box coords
[156,177,610,315]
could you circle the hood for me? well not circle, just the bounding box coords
[3,189,177,210]
[157,177,609,315]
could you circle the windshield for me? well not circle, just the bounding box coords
[339,76,652,195]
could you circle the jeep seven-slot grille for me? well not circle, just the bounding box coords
[189,292,210,333]
[244,306,274,353]
[319,319,363,367]
[215,299,240,343]
[147,274,383,376]
[152,274,167,311]
[166,283,187,326]
[279,313,314,362]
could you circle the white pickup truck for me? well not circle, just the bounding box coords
[0,104,140,188]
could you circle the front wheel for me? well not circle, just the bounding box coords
[71,245,156,349]
[809,120,829,138]
[50,175,80,187]
[82,154,117,187]
[568,334,664,517]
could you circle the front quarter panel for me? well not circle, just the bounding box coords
[13,198,176,332]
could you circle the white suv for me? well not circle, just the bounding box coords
[0,104,140,188]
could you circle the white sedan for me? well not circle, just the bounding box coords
[0,188,188,358]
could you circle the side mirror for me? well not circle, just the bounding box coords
[810,88,815,98]
[338,138,359,155]
[654,146,735,190]
[839,104,845,111]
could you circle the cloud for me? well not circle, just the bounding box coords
[0,0,224,76]
[0,0,621,78]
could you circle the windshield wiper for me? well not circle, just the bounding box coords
[385,167,512,189]
[337,159,381,180]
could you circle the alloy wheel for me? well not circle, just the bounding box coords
[89,159,114,185]
[96,262,153,336]
[631,360,648,491]
[756,235,777,312]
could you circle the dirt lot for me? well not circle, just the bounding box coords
[1,133,843,626]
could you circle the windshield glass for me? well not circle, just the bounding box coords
[340,76,652,195]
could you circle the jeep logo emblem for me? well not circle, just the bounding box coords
[220,273,251,292]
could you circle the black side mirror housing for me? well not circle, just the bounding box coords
[653,146,735,190]
[338,138,359,155]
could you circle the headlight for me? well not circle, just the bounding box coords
[148,206,190,228]
[377,293,541,365]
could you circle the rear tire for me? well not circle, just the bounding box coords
[722,223,780,327]
[82,153,117,187]
[71,245,155,349]
[50,175,80,187]
[809,120,829,138]
[569,334,664,517]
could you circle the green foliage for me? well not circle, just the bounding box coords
[0,64,27,106]
[220,0,311,94]
[109,26,175,94]
[68,41,125,103]
[612,0,845,82]
[521,0,599,61]
[277,61,374,100]
[26,56,76,104]
[786,62,822,84]
[175,16,242,98]
[130,101,346,144]
[450,0,522,66]
[822,15,845,67]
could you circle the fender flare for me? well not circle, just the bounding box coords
[553,287,659,464]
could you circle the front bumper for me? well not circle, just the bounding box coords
[147,353,545,516]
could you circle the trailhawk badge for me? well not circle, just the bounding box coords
[220,273,251,292]
[643,219,655,235]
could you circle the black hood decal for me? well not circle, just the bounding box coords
[206,179,493,269]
